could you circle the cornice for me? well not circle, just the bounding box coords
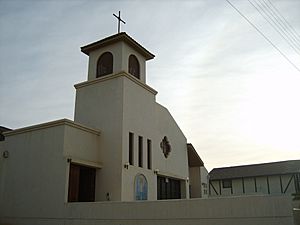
[4,119,101,137]
[74,72,158,96]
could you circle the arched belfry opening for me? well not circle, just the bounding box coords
[97,52,113,78]
[128,54,140,79]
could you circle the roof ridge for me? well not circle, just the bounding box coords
[210,159,300,171]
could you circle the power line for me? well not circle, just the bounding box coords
[258,0,300,49]
[249,0,300,55]
[225,0,300,73]
[262,0,300,46]
[266,0,300,43]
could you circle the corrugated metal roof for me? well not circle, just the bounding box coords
[209,160,300,180]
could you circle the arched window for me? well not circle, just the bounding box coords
[135,174,148,200]
[128,55,140,79]
[97,52,113,78]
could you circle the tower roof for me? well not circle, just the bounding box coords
[81,32,155,60]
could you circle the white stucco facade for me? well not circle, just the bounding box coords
[0,119,101,216]
[0,32,198,206]
[73,71,190,201]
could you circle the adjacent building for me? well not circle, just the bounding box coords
[0,126,11,141]
[209,160,300,197]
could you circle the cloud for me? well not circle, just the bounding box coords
[0,0,299,170]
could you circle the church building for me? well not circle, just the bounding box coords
[0,32,207,207]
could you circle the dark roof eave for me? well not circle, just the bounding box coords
[187,143,204,167]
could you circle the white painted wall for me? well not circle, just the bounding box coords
[63,124,101,164]
[232,179,243,195]
[123,42,146,83]
[209,175,297,197]
[0,195,294,225]
[74,77,124,201]
[200,166,209,198]
[0,120,101,216]
[244,177,256,194]
[121,75,156,201]
[87,41,147,83]
[74,71,190,202]
[154,104,188,179]
[0,125,67,218]
[121,74,189,201]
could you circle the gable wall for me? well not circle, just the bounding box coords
[121,77,189,201]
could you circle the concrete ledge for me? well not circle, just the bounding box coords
[0,195,294,225]
[293,208,300,225]
[74,71,158,95]
[4,119,101,137]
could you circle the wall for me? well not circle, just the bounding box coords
[122,42,146,83]
[63,124,100,164]
[209,174,297,197]
[189,167,201,198]
[87,42,123,81]
[0,195,294,225]
[74,72,190,202]
[0,120,101,218]
[0,125,67,219]
[188,165,209,198]
[74,77,124,201]
[200,166,209,197]
[86,41,147,83]
[154,104,188,179]
[121,76,189,201]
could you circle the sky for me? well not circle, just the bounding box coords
[0,0,299,171]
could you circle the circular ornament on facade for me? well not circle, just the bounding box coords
[160,136,171,158]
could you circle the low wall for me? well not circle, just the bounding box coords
[0,195,294,225]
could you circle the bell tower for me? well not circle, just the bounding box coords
[81,32,155,84]
[74,33,156,201]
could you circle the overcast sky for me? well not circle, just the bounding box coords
[0,0,299,171]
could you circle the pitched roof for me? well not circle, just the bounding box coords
[81,32,155,60]
[0,126,12,141]
[209,160,300,180]
[187,143,204,167]
[0,126,11,133]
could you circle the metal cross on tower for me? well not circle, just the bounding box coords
[113,11,126,33]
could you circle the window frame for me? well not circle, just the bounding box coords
[128,54,140,79]
[138,136,143,168]
[97,52,113,78]
[129,132,134,165]
[222,179,232,189]
[68,163,96,202]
